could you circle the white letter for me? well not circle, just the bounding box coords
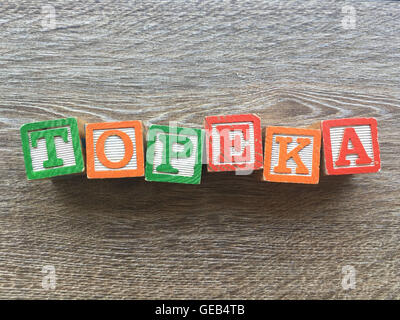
[342,265,356,290]
[342,5,356,30]
[41,265,56,290]
[41,5,56,31]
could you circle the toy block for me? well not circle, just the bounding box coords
[20,118,85,180]
[205,114,263,172]
[321,117,381,175]
[86,121,145,179]
[263,126,321,184]
[145,125,204,184]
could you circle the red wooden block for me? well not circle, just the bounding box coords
[322,117,381,175]
[204,114,263,172]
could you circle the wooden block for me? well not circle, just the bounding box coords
[86,121,144,179]
[204,114,263,172]
[263,126,321,184]
[145,125,204,184]
[321,117,381,175]
[20,118,85,180]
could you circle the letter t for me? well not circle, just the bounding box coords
[31,128,69,168]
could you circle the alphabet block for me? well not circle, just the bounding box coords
[263,127,321,184]
[20,118,85,180]
[204,114,263,172]
[321,117,381,175]
[86,121,144,179]
[145,125,204,184]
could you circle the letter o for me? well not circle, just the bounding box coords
[96,130,134,169]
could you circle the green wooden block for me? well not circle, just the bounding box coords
[20,118,85,180]
[145,125,204,184]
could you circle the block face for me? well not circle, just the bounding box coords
[322,118,380,175]
[145,125,203,184]
[20,118,85,180]
[263,127,321,184]
[86,121,144,179]
[205,114,263,172]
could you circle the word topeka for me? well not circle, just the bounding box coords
[20,114,381,184]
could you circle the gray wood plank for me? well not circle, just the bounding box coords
[1,0,399,299]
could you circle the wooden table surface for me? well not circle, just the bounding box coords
[1,0,400,299]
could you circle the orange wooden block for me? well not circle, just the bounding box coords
[263,126,321,184]
[86,121,144,179]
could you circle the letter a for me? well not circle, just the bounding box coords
[335,127,372,167]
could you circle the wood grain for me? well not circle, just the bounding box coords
[1,0,400,299]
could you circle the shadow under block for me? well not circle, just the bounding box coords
[86,121,145,179]
[145,125,204,184]
[263,126,321,184]
[321,117,381,175]
[204,113,263,172]
[20,118,85,180]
